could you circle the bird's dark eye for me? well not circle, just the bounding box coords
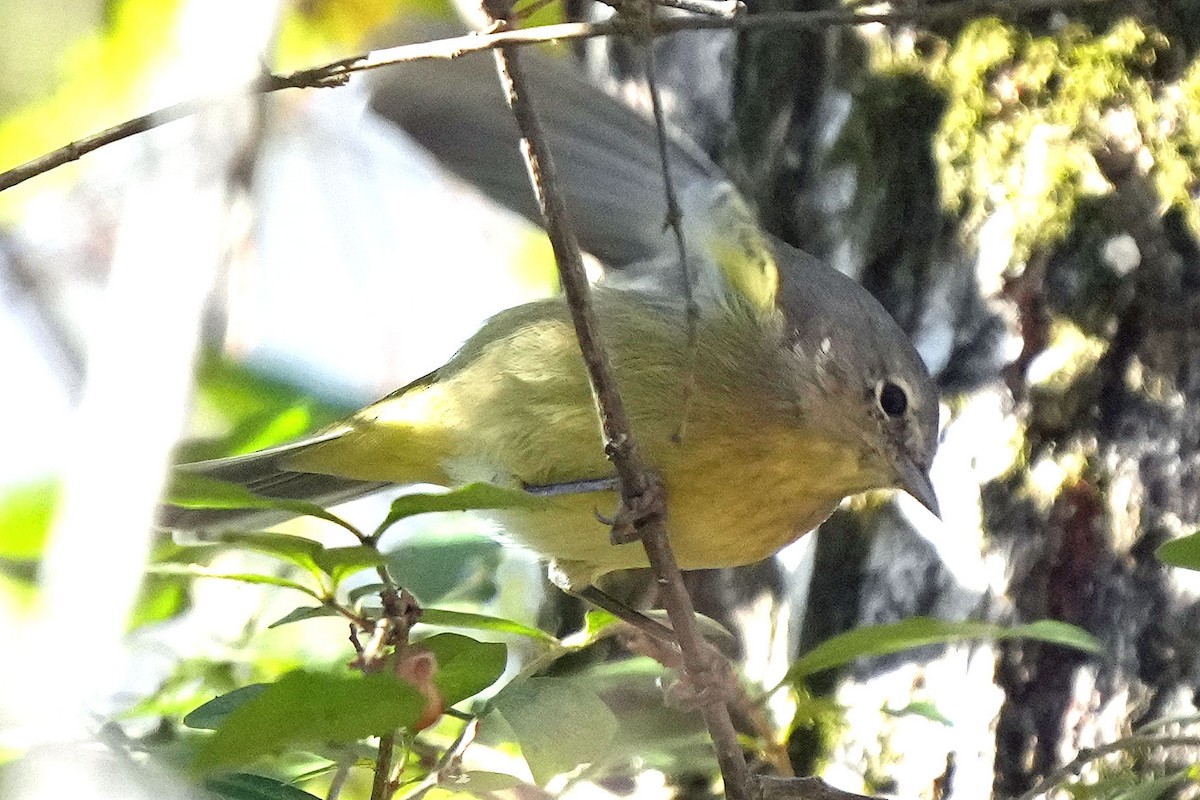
[877,380,908,417]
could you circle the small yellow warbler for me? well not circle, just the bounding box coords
[163,49,939,590]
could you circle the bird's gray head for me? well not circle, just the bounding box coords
[773,243,941,516]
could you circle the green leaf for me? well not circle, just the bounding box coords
[562,608,733,651]
[0,477,59,559]
[185,684,271,730]
[312,546,385,583]
[417,632,507,705]
[231,406,316,456]
[165,473,358,536]
[491,677,618,785]
[204,772,323,800]
[1157,532,1200,571]
[565,658,714,776]
[201,531,326,576]
[128,574,189,630]
[347,583,387,606]
[178,351,352,463]
[573,610,623,645]
[168,532,384,586]
[419,608,559,646]
[165,472,287,510]
[146,563,320,599]
[386,530,502,604]
[375,483,555,536]
[1013,619,1104,653]
[442,771,523,794]
[268,605,341,629]
[191,671,425,774]
[786,617,1103,683]
[883,700,953,727]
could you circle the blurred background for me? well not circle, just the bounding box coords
[2,0,1200,798]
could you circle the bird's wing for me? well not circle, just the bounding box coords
[368,36,777,313]
[160,429,390,532]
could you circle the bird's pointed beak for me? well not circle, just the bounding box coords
[896,456,940,519]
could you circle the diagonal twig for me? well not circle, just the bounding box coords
[639,41,701,441]
[477,1,753,796]
[0,68,351,192]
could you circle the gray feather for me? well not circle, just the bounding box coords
[368,45,724,273]
[160,434,389,532]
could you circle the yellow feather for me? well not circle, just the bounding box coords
[285,288,883,588]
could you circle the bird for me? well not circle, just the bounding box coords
[161,42,940,593]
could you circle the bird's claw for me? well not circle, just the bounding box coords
[596,473,667,545]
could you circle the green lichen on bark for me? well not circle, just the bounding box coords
[865,17,1200,272]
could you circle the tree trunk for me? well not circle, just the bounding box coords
[586,3,1200,797]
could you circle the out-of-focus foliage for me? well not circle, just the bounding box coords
[1064,768,1195,800]
[176,351,356,462]
[0,0,563,209]
[100,468,1098,798]
[0,0,182,210]
[274,0,575,70]
[0,479,59,562]
[0,0,101,113]
[0,351,353,619]
[0,476,191,624]
[0,0,446,211]
[275,0,423,70]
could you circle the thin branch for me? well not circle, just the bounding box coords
[1013,735,1200,800]
[478,2,753,797]
[326,759,353,800]
[337,533,421,800]
[630,0,743,17]
[322,597,373,629]
[1134,712,1200,735]
[0,0,1108,193]
[372,731,398,800]
[576,585,679,643]
[262,0,1110,79]
[756,776,881,800]
[641,43,700,442]
[0,68,349,192]
[395,716,480,799]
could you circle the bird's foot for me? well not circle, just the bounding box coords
[596,472,667,545]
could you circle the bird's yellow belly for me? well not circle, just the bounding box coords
[287,297,882,589]
[486,429,857,588]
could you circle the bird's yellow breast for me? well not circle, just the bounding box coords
[287,289,871,587]
[474,416,861,587]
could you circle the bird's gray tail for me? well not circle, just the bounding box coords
[367,35,724,272]
[159,434,389,532]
